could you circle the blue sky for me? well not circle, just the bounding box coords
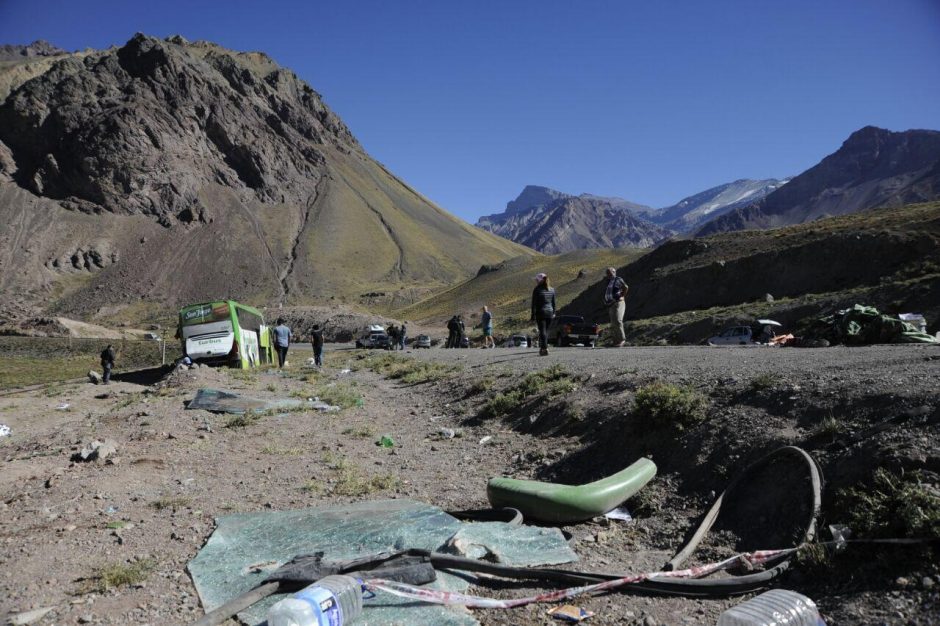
[2,0,939,222]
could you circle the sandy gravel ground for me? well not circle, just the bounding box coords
[1,343,938,625]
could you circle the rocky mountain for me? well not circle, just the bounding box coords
[477,186,663,253]
[478,195,670,254]
[0,34,531,321]
[0,41,66,61]
[650,178,787,232]
[697,127,940,235]
[501,184,572,215]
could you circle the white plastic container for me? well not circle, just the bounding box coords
[716,589,823,626]
[267,574,363,626]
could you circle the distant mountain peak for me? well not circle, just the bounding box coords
[696,126,940,236]
[478,191,668,254]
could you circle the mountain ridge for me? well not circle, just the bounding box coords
[697,126,940,235]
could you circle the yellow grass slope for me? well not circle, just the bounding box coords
[395,247,648,329]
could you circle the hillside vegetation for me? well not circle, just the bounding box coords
[563,202,940,341]
[395,247,647,330]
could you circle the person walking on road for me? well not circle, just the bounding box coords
[480,305,495,349]
[100,344,116,384]
[530,273,556,356]
[273,318,292,367]
[604,267,629,347]
[310,324,324,367]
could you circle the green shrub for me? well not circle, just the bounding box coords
[225,412,264,428]
[480,365,576,417]
[838,469,940,539]
[90,558,155,592]
[482,390,525,417]
[749,373,775,391]
[314,382,363,409]
[633,382,708,429]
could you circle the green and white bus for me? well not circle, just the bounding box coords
[177,301,274,368]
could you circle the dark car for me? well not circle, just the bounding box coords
[547,315,600,347]
[355,326,392,350]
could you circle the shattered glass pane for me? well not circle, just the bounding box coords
[189,500,577,625]
[185,388,337,414]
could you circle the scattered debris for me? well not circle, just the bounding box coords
[810,304,939,345]
[185,388,338,414]
[548,604,595,622]
[7,606,56,625]
[0,424,10,438]
[188,500,577,626]
[376,435,395,448]
[488,458,657,524]
[71,439,118,463]
[603,506,633,523]
[339,368,352,375]
[56,403,70,411]
[479,435,493,445]
[437,428,457,439]
[717,589,820,625]
[88,370,102,384]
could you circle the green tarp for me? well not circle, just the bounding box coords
[188,500,578,625]
[812,304,938,345]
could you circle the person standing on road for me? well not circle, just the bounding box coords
[604,267,629,347]
[531,273,556,356]
[457,315,466,347]
[310,324,324,367]
[399,322,407,350]
[273,318,292,367]
[446,316,458,348]
[100,344,116,384]
[480,305,495,349]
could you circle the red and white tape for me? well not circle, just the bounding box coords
[365,547,795,609]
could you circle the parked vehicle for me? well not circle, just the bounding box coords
[355,325,392,350]
[707,319,782,346]
[546,315,600,347]
[503,334,529,348]
[414,334,432,349]
[177,300,274,368]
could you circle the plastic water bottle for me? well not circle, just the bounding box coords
[267,575,363,626]
[716,589,825,626]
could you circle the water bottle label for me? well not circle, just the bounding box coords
[295,586,343,626]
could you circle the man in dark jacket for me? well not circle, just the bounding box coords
[310,324,324,367]
[100,344,116,384]
[603,267,629,347]
[531,273,556,356]
[446,316,459,348]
